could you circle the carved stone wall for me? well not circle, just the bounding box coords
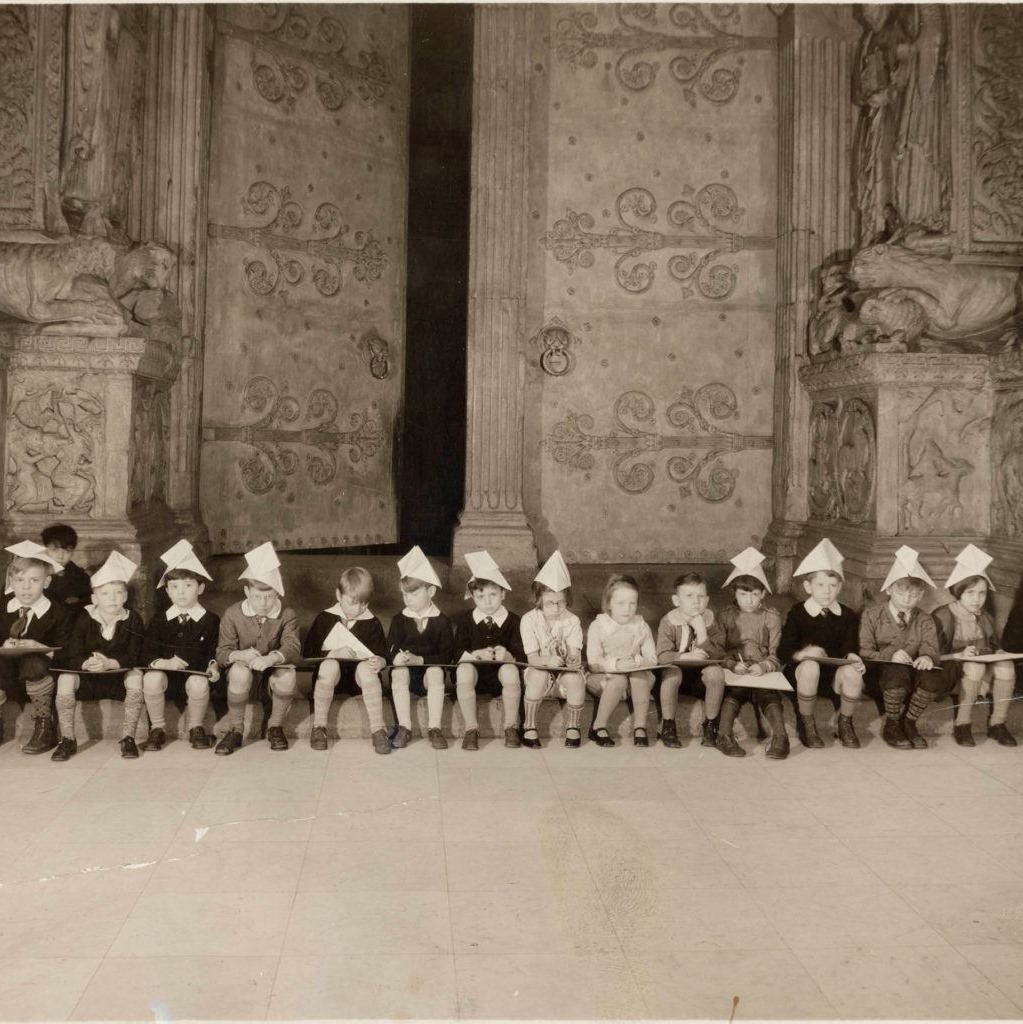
[200,4,409,554]
[525,3,779,563]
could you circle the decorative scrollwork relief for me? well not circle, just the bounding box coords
[202,375,381,496]
[553,4,775,107]
[218,5,391,115]
[540,184,771,298]
[808,397,877,525]
[530,317,580,377]
[971,6,1023,242]
[991,391,1023,539]
[4,373,103,516]
[542,384,773,502]
[208,180,387,300]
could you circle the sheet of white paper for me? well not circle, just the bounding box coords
[724,669,793,691]
[321,621,375,659]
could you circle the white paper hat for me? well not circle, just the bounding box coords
[946,543,995,591]
[5,540,64,573]
[157,539,211,587]
[239,541,284,596]
[881,545,935,592]
[463,550,512,599]
[722,546,771,592]
[534,550,572,593]
[90,551,138,588]
[793,538,845,579]
[397,545,441,588]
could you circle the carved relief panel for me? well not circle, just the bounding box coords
[0,6,65,234]
[807,396,876,524]
[201,5,409,554]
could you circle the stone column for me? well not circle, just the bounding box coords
[140,5,214,548]
[763,5,859,589]
[450,5,538,571]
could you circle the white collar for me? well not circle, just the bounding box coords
[472,606,508,626]
[326,603,374,622]
[402,603,440,620]
[165,603,206,622]
[804,598,842,617]
[242,598,282,619]
[888,601,913,623]
[86,605,129,627]
[597,612,639,630]
[6,595,51,617]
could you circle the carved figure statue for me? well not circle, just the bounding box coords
[850,243,1022,344]
[61,5,146,240]
[0,236,175,328]
[891,5,951,240]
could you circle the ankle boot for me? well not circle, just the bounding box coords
[763,703,790,760]
[836,713,861,749]
[700,715,719,747]
[22,714,57,755]
[715,698,744,756]
[796,712,824,749]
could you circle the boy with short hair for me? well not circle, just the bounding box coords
[656,572,726,747]
[714,547,790,759]
[54,551,146,761]
[41,523,92,609]
[859,545,944,749]
[141,540,220,751]
[386,546,455,750]
[779,538,865,749]
[453,550,523,751]
[214,542,300,755]
[303,566,389,754]
[0,541,72,754]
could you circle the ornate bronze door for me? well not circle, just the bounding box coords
[201,4,408,554]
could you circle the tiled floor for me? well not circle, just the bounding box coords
[1,730,1023,1020]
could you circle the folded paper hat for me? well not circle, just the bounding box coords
[881,545,935,591]
[534,550,572,593]
[722,546,771,592]
[397,545,441,588]
[5,540,65,573]
[157,539,211,587]
[946,543,995,590]
[239,541,284,596]
[463,550,512,599]
[793,538,845,579]
[90,551,138,588]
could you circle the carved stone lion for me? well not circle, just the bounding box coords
[0,236,175,329]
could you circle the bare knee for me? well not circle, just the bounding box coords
[498,664,521,688]
[316,660,341,687]
[143,670,167,696]
[56,673,79,696]
[455,664,477,687]
[562,673,586,704]
[523,667,548,698]
[794,660,820,693]
[424,666,445,691]
[354,662,380,690]
[270,667,296,696]
[185,675,209,700]
[835,665,863,697]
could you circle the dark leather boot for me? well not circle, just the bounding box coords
[658,719,682,748]
[22,715,57,755]
[796,713,824,749]
[700,716,719,747]
[715,698,744,756]
[764,703,790,760]
[836,713,861,749]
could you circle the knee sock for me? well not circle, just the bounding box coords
[565,702,584,732]
[659,674,680,721]
[391,678,412,730]
[55,692,76,739]
[501,675,521,730]
[25,675,54,719]
[357,673,385,732]
[185,678,209,730]
[839,695,859,718]
[523,698,541,732]
[955,673,982,725]
[882,687,906,720]
[990,675,1014,726]
[797,694,817,718]
[123,684,144,739]
[144,677,167,729]
[227,687,249,731]
[456,677,478,731]
[268,680,294,727]
[313,675,337,728]
[426,681,445,730]
[906,687,934,722]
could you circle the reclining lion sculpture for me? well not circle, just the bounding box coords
[0,236,176,330]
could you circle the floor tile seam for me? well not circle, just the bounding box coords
[543,751,656,1019]
[435,751,465,1019]
[946,943,1023,1016]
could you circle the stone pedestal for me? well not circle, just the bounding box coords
[793,350,1023,612]
[0,327,183,613]
[451,5,538,571]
